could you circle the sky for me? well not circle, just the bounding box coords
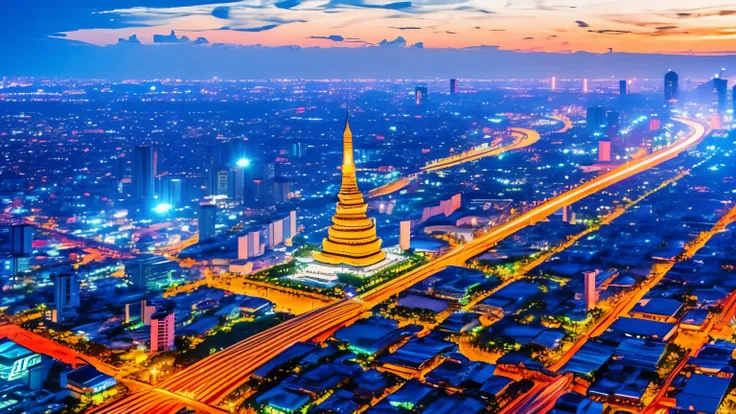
[2,1,736,78]
[5,0,736,54]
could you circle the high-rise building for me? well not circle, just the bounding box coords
[619,80,627,95]
[267,219,284,248]
[598,140,612,163]
[216,168,229,197]
[584,270,598,311]
[52,271,80,322]
[583,78,588,93]
[733,84,736,115]
[586,106,608,136]
[551,76,556,91]
[237,236,249,260]
[150,310,175,353]
[132,145,155,201]
[714,77,728,114]
[415,86,428,105]
[664,71,678,103]
[11,224,33,257]
[273,178,290,204]
[606,111,620,138]
[247,231,263,258]
[228,167,245,201]
[313,116,386,267]
[289,210,297,242]
[159,177,183,206]
[400,221,411,251]
[198,204,217,241]
[125,300,156,325]
[450,79,457,95]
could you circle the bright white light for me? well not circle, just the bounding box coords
[153,203,172,214]
[236,158,251,168]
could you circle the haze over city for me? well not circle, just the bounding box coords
[2,1,736,414]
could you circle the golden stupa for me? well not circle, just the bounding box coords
[313,115,386,267]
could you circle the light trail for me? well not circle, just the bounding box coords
[94,117,707,414]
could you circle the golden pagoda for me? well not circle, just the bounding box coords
[313,116,386,267]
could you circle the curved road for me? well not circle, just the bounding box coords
[94,117,707,414]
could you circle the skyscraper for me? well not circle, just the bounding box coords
[150,310,175,352]
[586,106,608,136]
[11,224,33,256]
[52,271,80,322]
[619,80,627,95]
[551,76,556,91]
[664,71,678,103]
[228,167,245,201]
[198,204,217,241]
[450,79,457,95]
[714,77,728,114]
[132,145,155,201]
[313,116,386,267]
[733,84,736,115]
[415,86,428,105]
[583,78,588,93]
[159,177,183,206]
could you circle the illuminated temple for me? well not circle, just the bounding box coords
[313,116,387,267]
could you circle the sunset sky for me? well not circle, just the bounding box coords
[17,1,736,55]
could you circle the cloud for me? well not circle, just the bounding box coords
[411,42,424,48]
[227,24,281,32]
[326,0,412,11]
[588,29,631,35]
[523,36,534,40]
[309,34,346,42]
[574,20,589,28]
[379,36,407,47]
[390,26,422,30]
[211,6,230,19]
[275,0,302,9]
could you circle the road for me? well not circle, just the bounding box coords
[498,376,572,414]
[93,117,707,414]
[368,127,540,198]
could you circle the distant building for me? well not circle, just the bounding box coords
[598,140,612,163]
[583,78,588,93]
[238,235,249,260]
[132,145,155,201]
[664,71,678,103]
[415,86,428,105]
[450,79,457,95]
[733,84,736,115]
[216,168,229,197]
[268,218,284,248]
[586,106,607,136]
[126,255,176,291]
[273,178,290,204]
[619,80,627,95]
[52,271,80,322]
[400,221,411,251]
[714,77,728,114]
[150,310,175,352]
[228,167,245,201]
[289,210,297,242]
[584,270,598,311]
[125,300,156,325]
[198,204,217,241]
[551,76,556,91]
[247,230,264,258]
[0,339,46,389]
[11,224,33,256]
[159,176,183,206]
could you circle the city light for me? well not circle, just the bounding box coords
[153,203,172,214]
[236,158,251,168]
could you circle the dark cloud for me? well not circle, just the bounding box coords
[227,24,280,32]
[489,29,506,32]
[588,29,631,35]
[309,34,345,41]
[655,26,679,30]
[574,20,589,28]
[275,0,301,9]
[546,34,558,39]
[379,36,407,47]
[211,6,230,19]
[523,36,534,40]
[390,26,422,30]
[326,0,412,11]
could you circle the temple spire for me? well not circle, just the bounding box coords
[343,113,354,167]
